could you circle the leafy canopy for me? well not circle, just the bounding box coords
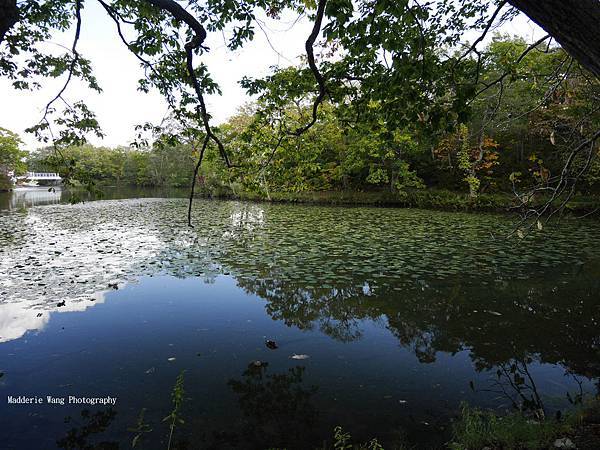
[1,0,510,150]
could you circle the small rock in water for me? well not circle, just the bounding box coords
[290,354,309,360]
[553,438,575,448]
[0,371,4,378]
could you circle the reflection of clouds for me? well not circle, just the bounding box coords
[0,290,107,343]
[227,205,265,236]
[0,200,169,343]
[0,199,250,343]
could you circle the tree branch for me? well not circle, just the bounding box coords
[188,134,209,227]
[455,0,508,65]
[41,0,82,123]
[145,0,206,47]
[474,34,550,98]
[144,0,235,225]
[292,0,328,136]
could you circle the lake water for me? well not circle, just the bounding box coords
[1,187,599,449]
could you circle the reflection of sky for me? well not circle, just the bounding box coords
[0,200,167,342]
[225,204,265,238]
[1,198,269,346]
[0,290,107,343]
[1,196,599,448]
[0,275,594,449]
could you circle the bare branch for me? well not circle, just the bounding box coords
[292,0,328,136]
[40,0,82,123]
[188,134,210,227]
[512,127,600,228]
[455,0,508,65]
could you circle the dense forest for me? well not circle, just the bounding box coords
[7,36,598,213]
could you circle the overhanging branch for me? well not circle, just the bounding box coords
[41,0,82,123]
[144,0,234,226]
[293,0,328,136]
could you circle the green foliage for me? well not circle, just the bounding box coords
[187,34,597,202]
[1,0,596,210]
[0,127,27,190]
[17,35,597,210]
[27,143,194,188]
[468,34,600,195]
[163,371,186,450]
[127,408,153,448]
[0,0,517,153]
[450,403,577,450]
[326,426,384,450]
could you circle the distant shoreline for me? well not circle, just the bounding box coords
[194,188,600,217]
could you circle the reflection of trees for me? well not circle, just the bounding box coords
[475,358,546,415]
[207,363,318,450]
[206,202,600,388]
[389,274,600,379]
[236,276,373,342]
[471,357,589,419]
[230,261,600,384]
[56,408,118,450]
[211,205,600,407]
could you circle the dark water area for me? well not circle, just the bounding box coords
[0,188,599,449]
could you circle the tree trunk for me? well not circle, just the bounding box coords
[508,0,600,78]
[0,0,18,43]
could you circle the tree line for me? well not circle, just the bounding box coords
[25,144,194,188]
[3,36,598,204]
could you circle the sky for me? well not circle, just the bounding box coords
[0,2,544,150]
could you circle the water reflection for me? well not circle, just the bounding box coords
[0,291,108,343]
[0,185,188,210]
[56,408,118,450]
[1,197,600,447]
[212,363,318,449]
[0,187,64,210]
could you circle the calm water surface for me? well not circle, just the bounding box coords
[0,187,599,449]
